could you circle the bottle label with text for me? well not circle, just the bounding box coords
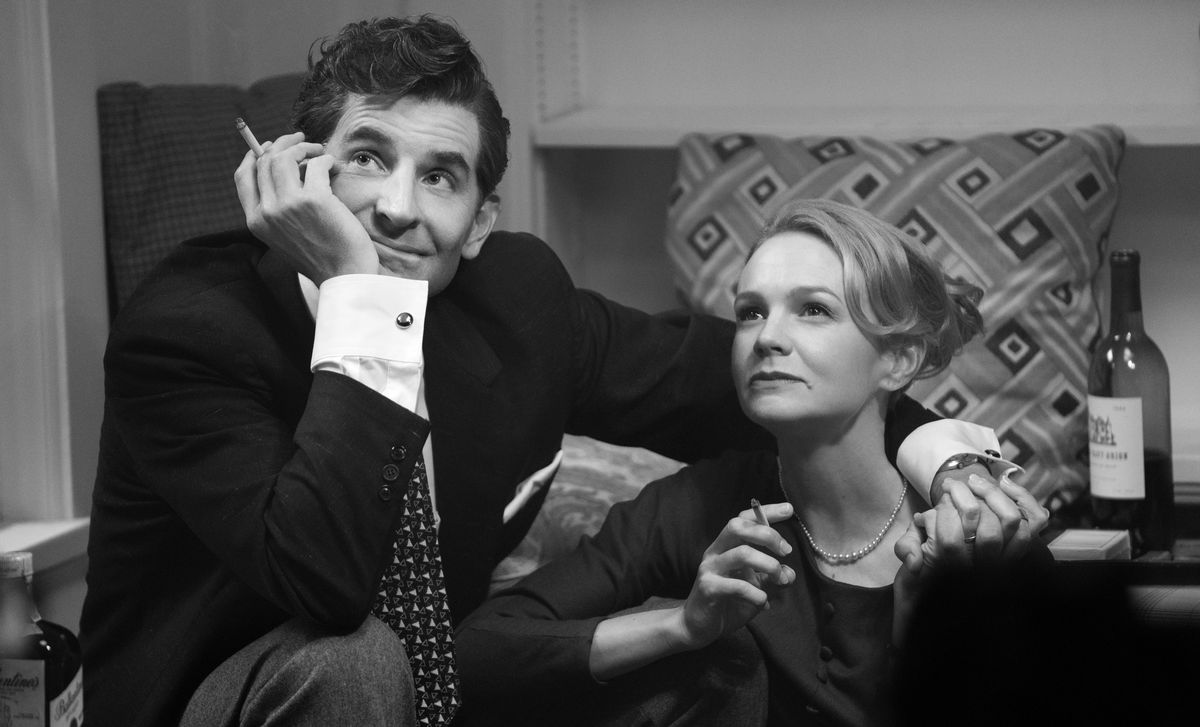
[0,658,45,726]
[49,666,82,727]
[1088,395,1145,499]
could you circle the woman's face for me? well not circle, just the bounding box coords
[732,231,900,435]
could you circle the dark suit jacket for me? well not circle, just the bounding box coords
[81,229,934,726]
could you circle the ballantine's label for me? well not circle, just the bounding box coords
[0,658,45,726]
[1088,395,1144,498]
[49,666,82,727]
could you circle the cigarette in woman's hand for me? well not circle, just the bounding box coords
[750,498,769,526]
[235,117,264,157]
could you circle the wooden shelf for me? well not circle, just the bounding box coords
[533,104,1200,149]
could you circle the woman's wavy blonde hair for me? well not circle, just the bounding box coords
[751,198,984,388]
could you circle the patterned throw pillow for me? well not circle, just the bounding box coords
[666,127,1125,503]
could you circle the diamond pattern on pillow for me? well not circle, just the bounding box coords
[666,126,1125,502]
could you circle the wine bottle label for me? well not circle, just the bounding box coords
[1088,395,1145,498]
[49,666,82,727]
[0,658,45,726]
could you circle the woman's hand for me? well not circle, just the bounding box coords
[233,132,380,285]
[896,473,1048,569]
[893,499,960,648]
[930,470,1051,563]
[679,502,796,649]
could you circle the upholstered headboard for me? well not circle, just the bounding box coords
[97,73,305,312]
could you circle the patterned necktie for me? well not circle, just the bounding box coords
[373,456,460,724]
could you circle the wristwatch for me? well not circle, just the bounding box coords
[935,449,1003,476]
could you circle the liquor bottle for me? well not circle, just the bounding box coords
[1087,249,1174,554]
[0,551,84,726]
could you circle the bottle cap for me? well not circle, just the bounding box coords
[0,551,33,579]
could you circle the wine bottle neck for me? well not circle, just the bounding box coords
[1109,256,1144,332]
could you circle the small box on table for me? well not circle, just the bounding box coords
[1048,529,1132,561]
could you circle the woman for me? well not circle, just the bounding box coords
[455,199,1048,726]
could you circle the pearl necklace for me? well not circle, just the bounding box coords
[777,459,908,565]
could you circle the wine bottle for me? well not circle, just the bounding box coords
[0,551,84,726]
[1087,249,1174,554]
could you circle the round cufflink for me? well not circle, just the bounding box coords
[395,312,414,329]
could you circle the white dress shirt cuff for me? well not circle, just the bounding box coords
[310,274,428,412]
[896,419,1024,502]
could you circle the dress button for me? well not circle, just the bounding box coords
[819,645,833,661]
[390,444,408,462]
[815,664,828,684]
[382,463,401,482]
[823,602,835,619]
[395,312,414,329]
[378,485,393,501]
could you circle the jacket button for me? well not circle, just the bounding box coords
[395,312,414,329]
[819,645,833,661]
[382,463,400,482]
[390,444,408,462]
[378,485,393,501]
[823,602,835,619]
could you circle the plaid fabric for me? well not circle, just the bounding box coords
[666,127,1126,503]
[1129,586,1200,629]
[97,73,304,310]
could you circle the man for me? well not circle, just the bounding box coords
[80,14,1042,727]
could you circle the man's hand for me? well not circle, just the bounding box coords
[923,463,1049,564]
[234,132,380,285]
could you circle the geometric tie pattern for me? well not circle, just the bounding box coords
[373,456,459,725]
[666,125,1126,504]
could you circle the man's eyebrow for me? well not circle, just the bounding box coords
[342,125,392,147]
[428,150,471,176]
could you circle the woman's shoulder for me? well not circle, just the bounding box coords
[630,449,779,519]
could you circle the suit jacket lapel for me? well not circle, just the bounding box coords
[425,295,514,529]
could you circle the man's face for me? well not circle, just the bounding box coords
[325,94,498,295]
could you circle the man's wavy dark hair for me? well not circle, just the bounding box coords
[292,15,510,196]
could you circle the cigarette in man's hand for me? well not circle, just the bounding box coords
[750,498,769,526]
[235,117,264,157]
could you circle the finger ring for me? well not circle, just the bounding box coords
[963,535,978,544]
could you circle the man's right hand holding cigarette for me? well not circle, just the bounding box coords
[234,131,381,285]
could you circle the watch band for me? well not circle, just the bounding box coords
[936,449,1004,476]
